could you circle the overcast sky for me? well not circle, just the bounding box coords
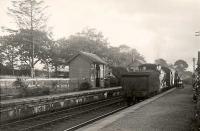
[0,0,200,71]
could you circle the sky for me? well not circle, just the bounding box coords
[0,0,200,71]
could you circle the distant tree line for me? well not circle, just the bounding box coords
[0,27,146,77]
[0,0,191,79]
[0,0,145,78]
[154,58,192,80]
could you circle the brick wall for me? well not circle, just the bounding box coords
[69,55,94,88]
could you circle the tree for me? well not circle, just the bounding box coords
[106,47,121,66]
[0,35,20,75]
[0,39,5,64]
[7,0,48,77]
[43,42,65,77]
[110,45,145,67]
[58,28,145,68]
[64,28,109,60]
[155,58,168,67]
[174,59,188,71]
[0,53,4,64]
[118,44,131,53]
[7,0,48,30]
[174,59,189,78]
[14,29,52,74]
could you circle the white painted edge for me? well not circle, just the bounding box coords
[75,88,176,131]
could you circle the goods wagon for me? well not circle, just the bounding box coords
[121,71,160,104]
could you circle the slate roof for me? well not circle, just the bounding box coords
[67,51,107,65]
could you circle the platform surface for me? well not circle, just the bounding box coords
[78,85,195,131]
[0,86,121,105]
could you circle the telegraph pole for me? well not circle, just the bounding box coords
[30,0,35,78]
[193,58,196,73]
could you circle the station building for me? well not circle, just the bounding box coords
[67,51,107,88]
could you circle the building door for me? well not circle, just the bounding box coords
[96,65,100,87]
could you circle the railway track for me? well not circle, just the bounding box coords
[63,106,126,131]
[0,88,175,131]
[0,97,125,131]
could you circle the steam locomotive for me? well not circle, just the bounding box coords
[121,64,181,105]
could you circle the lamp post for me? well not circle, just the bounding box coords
[193,58,196,74]
[195,31,200,77]
[197,51,200,74]
[195,31,200,71]
[194,32,200,108]
[193,32,200,102]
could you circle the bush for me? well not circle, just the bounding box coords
[51,81,59,92]
[26,86,50,96]
[13,78,28,97]
[110,76,120,87]
[104,78,110,88]
[79,81,92,91]
[13,78,50,98]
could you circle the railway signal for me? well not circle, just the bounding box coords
[195,31,200,36]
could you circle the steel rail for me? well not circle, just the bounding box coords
[0,96,122,128]
[64,87,176,131]
[64,106,127,131]
[20,99,124,131]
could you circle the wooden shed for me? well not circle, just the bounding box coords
[67,51,107,88]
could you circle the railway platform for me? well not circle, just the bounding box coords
[0,87,121,123]
[77,85,195,131]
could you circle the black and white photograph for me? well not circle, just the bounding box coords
[0,0,200,131]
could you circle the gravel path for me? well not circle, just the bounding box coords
[78,85,195,131]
